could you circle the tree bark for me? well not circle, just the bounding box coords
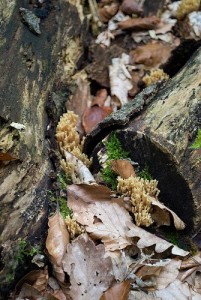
[0,0,82,295]
[84,47,201,233]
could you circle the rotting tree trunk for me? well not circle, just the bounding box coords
[0,0,82,295]
[84,47,201,233]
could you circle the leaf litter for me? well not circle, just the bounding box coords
[13,0,201,299]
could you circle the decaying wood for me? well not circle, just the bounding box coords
[84,47,201,232]
[0,0,82,295]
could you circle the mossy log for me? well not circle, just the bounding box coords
[0,0,82,296]
[84,48,201,233]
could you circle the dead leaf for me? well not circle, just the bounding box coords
[118,16,160,30]
[0,152,16,161]
[67,183,112,203]
[62,233,114,300]
[86,202,134,251]
[98,3,119,23]
[111,159,136,179]
[100,281,130,300]
[129,290,160,299]
[136,259,181,290]
[46,211,69,266]
[130,41,172,68]
[82,105,113,134]
[14,269,48,298]
[64,150,95,184]
[150,197,185,230]
[91,89,108,107]
[109,53,133,106]
[126,221,189,257]
[154,279,201,299]
[120,0,143,16]
[15,283,43,300]
[66,78,92,137]
[69,198,188,256]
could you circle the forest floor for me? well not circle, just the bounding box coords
[8,0,201,299]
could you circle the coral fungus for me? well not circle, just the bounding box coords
[56,111,91,167]
[65,216,85,239]
[117,176,159,227]
[143,69,169,86]
[176,0,200,20]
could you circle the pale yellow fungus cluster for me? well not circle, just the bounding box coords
[56,111,91,167]
[176,0,200,20]
[117,176,160,227]
[65,216,85,239]
[143,69,169,87]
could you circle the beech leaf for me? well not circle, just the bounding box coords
[46,211,69,266]
[0,152,17,161]
[100,281,130,300]
[82,106,112,134]
[67,183,112,203]
[150,197,185,230]
[86,202,134,251]
[111,159,136,179]
[62,233,114,300]
[127,221,189,257]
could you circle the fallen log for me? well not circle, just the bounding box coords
[0,0,82,296]
[84,47,201,233]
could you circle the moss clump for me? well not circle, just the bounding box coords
[102,133,129,190]
[138,165,153,180]
[190,129,201,149]
[4,239,41,284]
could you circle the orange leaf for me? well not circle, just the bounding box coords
[82,106,113,134]
[100,281,130,300]
[118,16,160,30]
[0,152,16,161]
[92,89,108,107]
[46,211,69,266]
[111,159,136,179]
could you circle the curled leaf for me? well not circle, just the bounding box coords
[46,211,69,266]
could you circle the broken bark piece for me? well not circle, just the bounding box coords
[84,47,201,232]
[19,8,41,35]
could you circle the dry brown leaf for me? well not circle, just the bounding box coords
[111,159,136,179]
[126,221,189,257]
[135,259,181,290]
[86,202,134,251]
[46,211,69,266]
[98,3,119,23]
[67,183,112,203]
[118,16,160,30]
[66,78,91,136]
[154,278,201,299]
[150,197,185,230]
[120,0,143,15]
[82,105,113,134]
[69,197,188,256]
[109,53,133,106]
[129,290,160,299]
[62,233,114,300]
[15,283,43,300]
[0,151,17,161]
[91,89,108,107]
[100,281,130,300]
[130,41,172,68]
[179,253,201,293]
[52,265,65,283]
